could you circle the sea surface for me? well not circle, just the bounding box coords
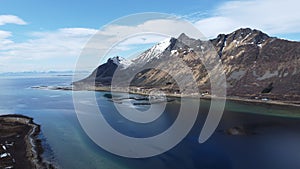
[0,73,300,169]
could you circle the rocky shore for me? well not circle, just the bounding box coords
[93,86,300,107]
[0,114,55,169]
[33,84,300,108]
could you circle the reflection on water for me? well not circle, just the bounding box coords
[0,74,300,169]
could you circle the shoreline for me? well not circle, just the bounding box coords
[0,114,55,169]
[80,86,300,108]
[124,89,300,108]
[218,96,300,108]
[32,85,300,108]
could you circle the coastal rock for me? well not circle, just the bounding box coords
[225,126,251,136]
[0,115,55,169]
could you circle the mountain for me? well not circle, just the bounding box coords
[110,56,133,68]
[132,38,172,65]
[75,56,131,86]
[73,28,300,103]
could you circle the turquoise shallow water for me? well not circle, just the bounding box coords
[0,73,300,169]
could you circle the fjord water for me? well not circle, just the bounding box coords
[0,73,300,169]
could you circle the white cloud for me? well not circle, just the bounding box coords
[0,28,97,72]
[194,17,241,38]
[97,19,204,39]
[194,0,300,38]
[2,2,300,72]
[74,17,207,71]
[1,28,98,58]
[0,30,12,39]
[0,15,27,25]
[1,19,191,72]
[82,18,205,56]
[119,35,167,46]
[0,30,13,49]
[32,28,98,37]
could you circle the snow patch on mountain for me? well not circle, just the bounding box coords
[133,38,171,64]
[111,56,133,69]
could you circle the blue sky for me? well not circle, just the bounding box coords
[1,0,221,30]
[0,0,299,72]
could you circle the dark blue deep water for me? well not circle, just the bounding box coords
[0,73,300,169]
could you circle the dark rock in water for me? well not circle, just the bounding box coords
[103,93,113,99]
[225,126,250,136]
[31,85,72,91]
[130,97,149,101]
[133,102,151,105]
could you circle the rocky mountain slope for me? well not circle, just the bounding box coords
[74,28,300,103]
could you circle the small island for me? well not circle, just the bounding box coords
[0,114,54,169]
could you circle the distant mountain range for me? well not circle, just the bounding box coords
[0,70,89,76]
[73,28,300,103]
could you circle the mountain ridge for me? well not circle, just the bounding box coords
[73,28,300,103]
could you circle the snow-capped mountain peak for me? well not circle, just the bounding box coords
[110,56,133,69]
[133,38,171,64]
[154,38,172,52]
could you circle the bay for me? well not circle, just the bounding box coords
[0,73,300,169]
